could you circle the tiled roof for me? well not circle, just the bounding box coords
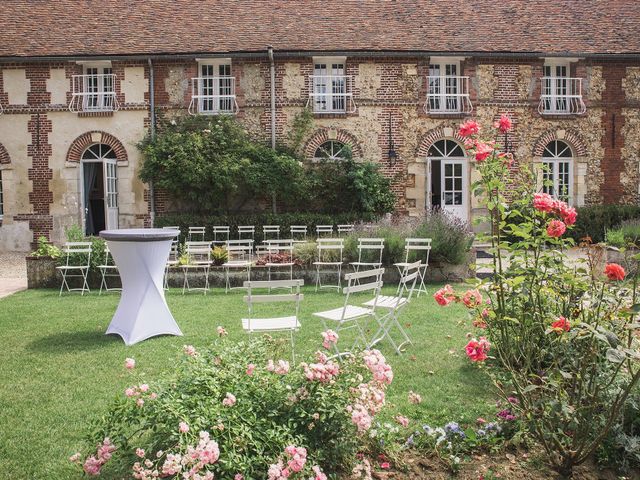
[1,0,639,59]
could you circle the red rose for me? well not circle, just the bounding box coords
[465,337,491,362]
[551,316,570,333]
[546,219,566,238]
[458,120,480,137]
[604,263,625,281]
[494,114,512,133]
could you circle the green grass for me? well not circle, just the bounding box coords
[0,286,494,479]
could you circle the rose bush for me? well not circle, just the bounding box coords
[70,336,394,478]
[434,118,640,477]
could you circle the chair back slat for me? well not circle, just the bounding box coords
[243,293,304,304]
[244,279,303,289]
[345,267,384,281]
[344,280,383,294]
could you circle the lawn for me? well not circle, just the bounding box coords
[0,285,494,479]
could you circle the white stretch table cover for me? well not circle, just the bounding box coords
[100,228,182,345]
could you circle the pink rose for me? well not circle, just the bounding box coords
[235,475,244,480]
[556,202,577,225]
[246,363,255,376]
[458,120,480,137]
[321,329,339,349]
[139,383,149,392]
[433,284,456,306]
[546,219,566,238]
[462,289,483,308]
[179,421,189,433]
[136,398,144,407]
[395,415,409,427]
[533,192,555,213]
[474,142,494,162]
[125,358,136,370]
[125,387,136,398]
[494,114,512,133]
[465,337,491,362]
[275,360,290,375]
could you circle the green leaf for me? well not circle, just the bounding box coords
[606,348,626,363]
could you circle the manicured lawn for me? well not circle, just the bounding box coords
[0,285,494,479]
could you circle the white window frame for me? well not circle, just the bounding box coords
[309,56,354,114]
[541,140,574,204]
[425,57,471,114]
[539,58,585,115]
[193,58,237,115]
[77,61,115,112]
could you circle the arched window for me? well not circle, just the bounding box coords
[81,143,119,235]
[82,143,117,161]
[542,140,573,202]
[427,139,465,158]
[314,141,349,161]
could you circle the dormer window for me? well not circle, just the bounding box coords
[424,58,472,114]
[189,60,238,115]
[69,62,118,113]
[307,58,355,114]
[538,59,585,115]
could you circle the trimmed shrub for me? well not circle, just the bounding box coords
[570,205,640,243]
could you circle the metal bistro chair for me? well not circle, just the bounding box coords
[238,225,255,242]
[242,279,304,362]
[364,260,420,354]
[337,224,355,236]
[98,245,121,294]
[316,225,334,239]
[313,238,344,291]
[394,238,431,297]
[350,238,385,274]
[164,240,180,290]
[262,225,280,242]
[289,225,308,244]
[313,268,384,359]
[188,226,206,242]
[57,242,92,296]
[264,239,295,285]
[181,241,212,294]
[211,226,230,247]
[223,239,253,293]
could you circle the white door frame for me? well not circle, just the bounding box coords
[79,144,119,235]
[426,139,470,222]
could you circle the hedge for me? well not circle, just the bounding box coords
[570,205,640,243]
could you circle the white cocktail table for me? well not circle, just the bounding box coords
[100,228,182,345]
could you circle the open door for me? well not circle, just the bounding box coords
[104,159,118,230]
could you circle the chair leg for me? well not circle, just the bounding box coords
[81,269,90,296]
[182,268,188,295]
[203,267,210,295]
[314,265,320,292]
[59,270,67,296]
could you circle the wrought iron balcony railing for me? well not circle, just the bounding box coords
[69,74,119,113]
[424,75,472,114]
[307,75,356,114]
[538,77,586,115]
[188,76,238,115]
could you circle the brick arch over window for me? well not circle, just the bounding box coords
[66,131,128,163]
[0,143,10,164]
[532,129,587,157]
[303,129,363,159]
[416,127,467,157]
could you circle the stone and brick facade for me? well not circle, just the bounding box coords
[0,1,639,250]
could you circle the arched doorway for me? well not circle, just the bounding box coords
[427,139,468,220]
[542,140,573,203]
[81,144,118,235]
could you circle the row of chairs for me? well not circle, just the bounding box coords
[56,242,120,296]
[164,224,357,244]
[241,262,422,360]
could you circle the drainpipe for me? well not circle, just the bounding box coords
[148,58,156,227]
[267,45,277,213]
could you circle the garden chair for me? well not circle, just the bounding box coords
[290,225,308,243]
[312,268,384,359]
[162,226,181,235]
[188,226,206,242]
[264,239,295,285]
[57,242,92,296]
[364,260,420,354]
[313,238,344,291]
[337,224,355,236]
[223,239,253,293]
[98,245,121,294]
[181,241,212,294]
[349,238,385,275]
[164,240,180,290]
[316,225,334,238]
[211,226,230,247]
[262,225,280,241]
[394,238,431,297]
[241,279,304,362]
[237,225,255,242]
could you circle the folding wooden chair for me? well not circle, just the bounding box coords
[57,242,92,296]
[164,240,180,290]
[242,279,304,362]
[313,238,344,291]
[350,238,385,275]
[98,245,121,294]
[394,238,431,297]
[316,225,334,238]
[313,268,384,359]
[211,226,230,247]
[181,241,212,294]
[223,239,253,293]
[188,226,206,242]
[364,260,420,354]
[290,225,308,243]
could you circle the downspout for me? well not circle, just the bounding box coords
[268,45,277,213]
[148,58,156,227]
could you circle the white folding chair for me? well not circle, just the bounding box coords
[164,240,180,290]
[181,241,212,294]
[316,225,334,238]
[394,238,431,297]
[242,279,304,362]
[263,225,280,241]
[364,260,420,354]
[98,245,121,294]
[290,225,308,243]
[264,239,295,285]
[212,226,230,247]
[313,238,344,291]
[313,268,384,359]
[57,242,92,296]
[223,239,253,293]
[188,226,206,242]
[350,238,385,274]
[238,225,255,242]
[337,224,355,236]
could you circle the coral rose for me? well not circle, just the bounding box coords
[434,284,456,306]
[546,219,566,238]
[465,337,491,362]
[551,316,570,333]
[494,114,512,133]
[474,142,494,162]
[462,289,483,308]
[533,192,555,213]
[604,263,625,281]
[458,120,480,137]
